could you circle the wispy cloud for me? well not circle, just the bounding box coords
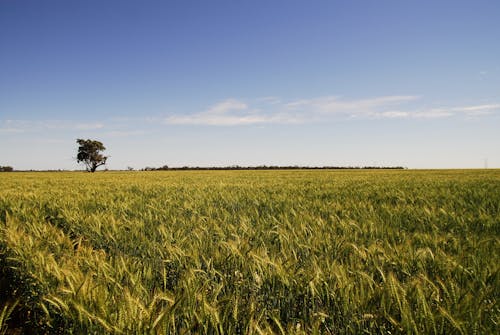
[206,99,247,114]
[0,120,31,133]
[2,98,498,134]
[0,119,106,134]
[285,95,419,119]
[163,96,499,126]
[387,104,500,119]
[0,119,150,141]
[163,95,418,125]
[0,118,148,139]
[0,127,26,134]
[411,109,454,119]
[366,107,454,119]
[104,130,145,137]
[451,104,500,116]
[41,120,105,130]
[257,96,282,104]
[165,99,267,126]
[378,111,411,118]
[75,123,105,130]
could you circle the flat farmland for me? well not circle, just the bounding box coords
[0,170,499,334]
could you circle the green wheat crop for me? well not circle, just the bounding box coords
[0,170,499,334]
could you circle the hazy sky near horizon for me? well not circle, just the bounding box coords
[1,0,499,170]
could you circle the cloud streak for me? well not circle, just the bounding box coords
[164,96,420,126]
[0,120,106,134]
[165,99,260,126]
[2,99,498,134]
[163,96,499,126]
[285,95,420,119]
[382,104,500,119]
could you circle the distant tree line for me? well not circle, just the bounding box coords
[141,165,406,171]
[0,166,14,172]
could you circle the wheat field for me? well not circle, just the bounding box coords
[0,170,499,334]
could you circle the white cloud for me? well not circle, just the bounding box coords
[286,95,419,118]
[0,119,106,133]
[42,120,105,130]
[0,120,29,133]
[411,109,454,119]
[166,114,270,126]
[2,99,497,134]
[163,96,499,126]
[378,111,411,118]
[75,123,105,130]
[451,104,500,116]
[405,104,500,119]
[257,96,282,104]
[369,104,499,119]
[0,128,25,134]
[207,99,248,114]
[165,95,421,125]
[165,99,263,125]
[104,130,145,137]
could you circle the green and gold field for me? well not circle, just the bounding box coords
[0,170,499,334]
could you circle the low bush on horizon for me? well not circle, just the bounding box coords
[0,170,499,334]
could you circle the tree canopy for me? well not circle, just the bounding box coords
[76,139,108,172]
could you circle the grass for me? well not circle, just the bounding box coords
[0,169,499,334]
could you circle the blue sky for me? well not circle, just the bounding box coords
[1,0,499,170]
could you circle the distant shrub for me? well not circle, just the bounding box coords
[0,166,13,172]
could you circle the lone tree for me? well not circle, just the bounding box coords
[76,139,108,172]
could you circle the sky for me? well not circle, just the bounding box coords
[1,0,499,170]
